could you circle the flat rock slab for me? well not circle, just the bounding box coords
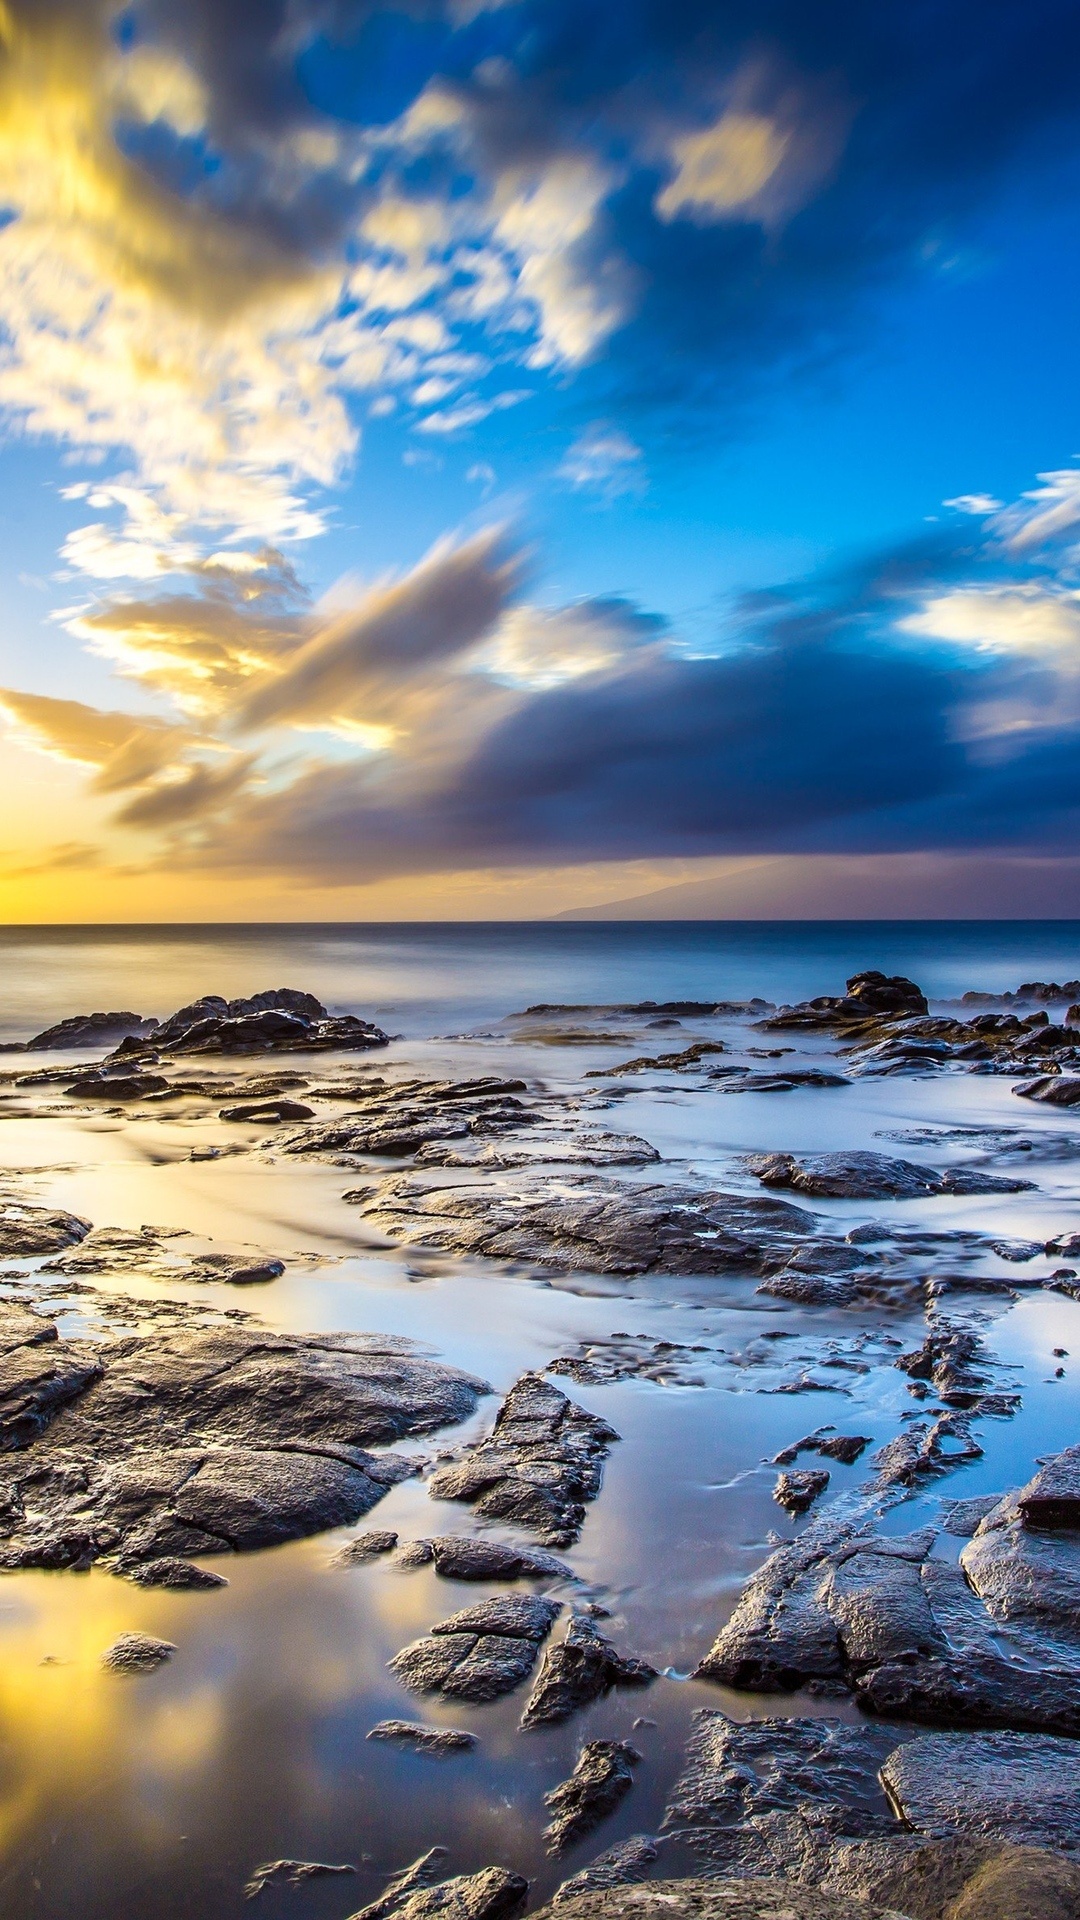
[748,1151,1033,1200]
[426,1372,616,1547]
[0,1205,92,1258]
[521,1615,656,1727]
[0,1303,487,1572]
[544,1741,640,1854]
[880,1730,1080,1851]
[550,1837,660,1905]
[390,1594,560,1703]
[695,1502,1080,1735]
[534,1883,909,1920]
[366,1720,477,1754]
[356,1172,815,1277]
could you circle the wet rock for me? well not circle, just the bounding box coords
[0,1304,487,1571]
[101,1631,175,1672]
[350,1866,528,1920]
[244,1859,356,1899]
[114,989,389,1059]
[0,1203,92,1257]
[960,1489,1080,1642]
[220,1099,315,1122]
[25,1011,156,1050]
[549,1336,709,1388]
[871,1413,985,1487]
[417,1130,660,1171]
[66,1072,169,1100]
[1015,1443,1080,1528]
[356,1173,814,1277]
[695,1520,1080,1734]
[520,1615,656,1727]
[774,1469,830,1515]
[366,1720,478,1753]
[585,1042,727,1078]
[1015,1076,1080,1106]
[664,1711,900,1870]
[188,1253,286,1286]
[536,1882,914,1920]
[544,1741,640,1853]
[722,1070,851,1094]
[424,1536,572,1581]
[550,1836,660,1905]
[880,1730,1080,1851]
[895,1325,995,1408]
[125,1556,228,1589]
[426,1373,617,1547]
[940,1494,1011,1537]
[282,1077,530,1162]
[828,1838,1080,1920]
[389,1594,560,1703]
[748,1152,1031,1200]
[773,1433,871,1467]
[334,1529,399,1563]
[349,1848,450,1920]
[763,973,928,1032]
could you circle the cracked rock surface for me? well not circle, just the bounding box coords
[0,1302,487,1571]
[389,1594,561,1703]
[543,1741,640,1854]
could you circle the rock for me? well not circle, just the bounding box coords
[1015,1076,1080,1106]
[282,1076,530,1162]
[125,1557,228,1589]
[0,1203,92,1257]
[520,1615,656,1727]
[426,1373,617,1547]
[774,1469,830,1514]
[695,1523,1080,1734]
[550,1837,660,1905]
[424,1536,572,1581]
[895,1325,996,1408]
[188,1254,286,1286]
[940,1495,1011,1537]
[366,1720,478,1753]
[26,1011,155,1050]
[114,989,389,1058]
[763,973,928,1031]
[544,1741,640,1853]
[0,1304,487,1571]
[960,1488,1080,1641]
[417,1130,660,1171]
[838,1840,1080,1920]
[773,1433,871,1467]
[1015,1443,1080,1528]
[723,1071,851,1093]
[748,1152,1031,1200]
[101,1631,176,1672]
[349,1866,528,1920]
[349,1848,450,1920]
[356,1173,814,1277]
[66,1073,169,1100]
[389,1594,560,1703]
[334,1529,399,1563]
[245,1859,356,1899]
[534,1882,911,1920]
[880,1730,1080,1851]
[220,1099,315,1122]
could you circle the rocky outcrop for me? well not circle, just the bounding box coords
[25,1011,156,1050]
[748,1151,1033,1200]
[349,1864,527,1920]
[354,1172,814,1276]
[0,1303,487,1572]
[695,1474,1080,1735]
[762,972,928,1031]
[774,1468,830,1514]
[880,1730,1080,1851]
[426,1374,617,1547]
[520,1615,656,1727]
[544,1741,640,1853]
[112,988,389,1058]
[389,1594,560,1704]
[550,1837,660,1904]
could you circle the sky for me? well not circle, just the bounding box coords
[3,2,1080,919]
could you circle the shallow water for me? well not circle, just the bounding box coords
[1,924,1079,1918]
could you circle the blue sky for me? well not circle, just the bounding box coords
[2,0,1080,918]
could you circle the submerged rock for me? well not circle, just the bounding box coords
[101,1631,175,1673]
[520,1614,656,1727]
[544,1741,640,1853]
[355,1172,814,1277]
[333,1529,399,1563]
[0,1303,487,1572]
[389,1594,560,1703]
[426,1373,616,1546]
[244,1859,356,1899]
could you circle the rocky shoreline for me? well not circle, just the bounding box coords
[1,968,1079,1917]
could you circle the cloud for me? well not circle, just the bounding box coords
[559,425,646,498]
[0,687,193,790]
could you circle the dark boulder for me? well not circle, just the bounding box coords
[26,1011,156,1050]
[520,1615,656,1727]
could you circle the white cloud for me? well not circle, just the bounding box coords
[559,424,646,498]
[900,584,1080,657]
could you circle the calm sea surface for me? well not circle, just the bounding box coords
[0,922,1078,1919]
[2,919,1080,1041]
